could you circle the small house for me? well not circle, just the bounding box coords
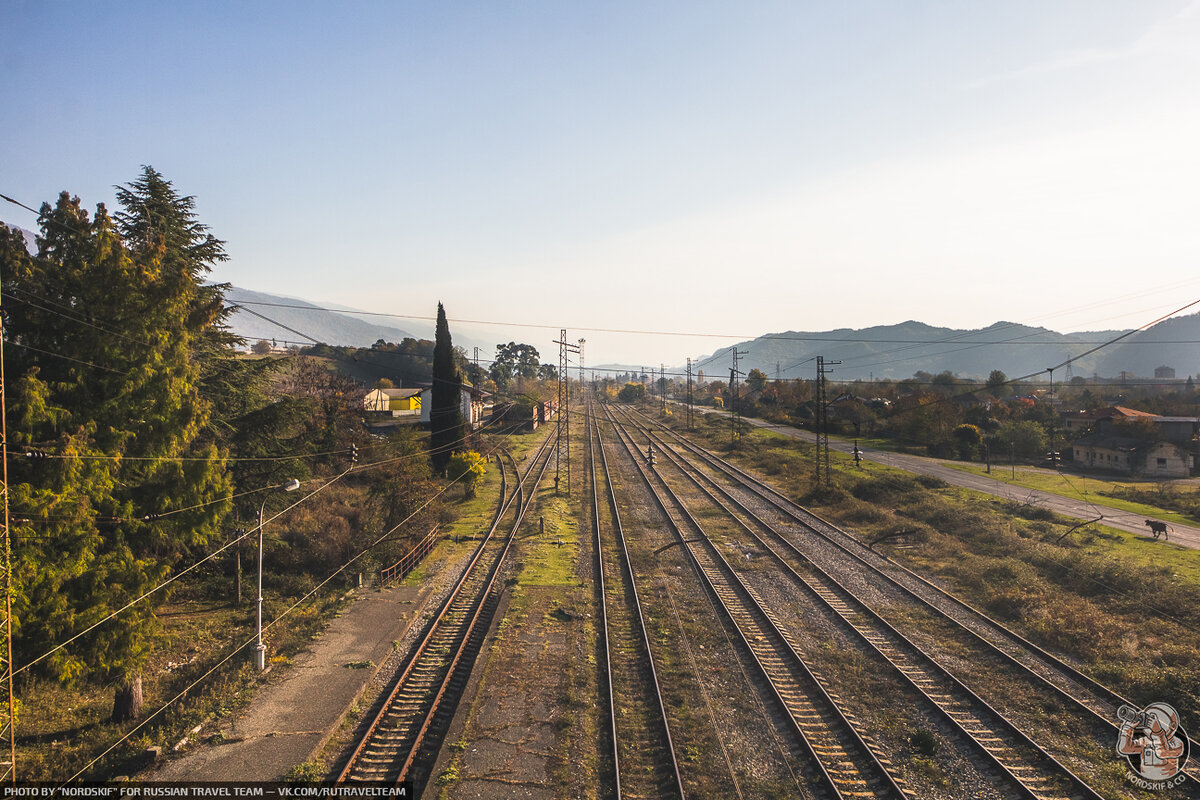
[1062,405,1156,433]
[420,384,492,430]
[363,388,422,418]
[1070,435,1189,478]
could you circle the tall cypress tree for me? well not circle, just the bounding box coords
[430,302,464,474]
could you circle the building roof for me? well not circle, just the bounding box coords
[1066,405,1157,421]
[374,388,422,399]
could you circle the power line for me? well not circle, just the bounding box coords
[57,426,528,783]
[229,298,1200,347]
[4,341,129,374]
[12,471,349,678]
[16,447,351,465]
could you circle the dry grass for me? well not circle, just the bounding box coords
[663,408,1200,736]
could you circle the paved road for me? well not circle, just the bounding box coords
[686,405,1200,552]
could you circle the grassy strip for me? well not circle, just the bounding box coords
[943,463,1200,527]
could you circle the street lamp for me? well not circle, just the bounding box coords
[254,478,300,671]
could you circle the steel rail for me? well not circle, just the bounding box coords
[638,409,1200,788]
[395,443,555,788]
[588,405,686,799]
[588,404,622,798]
[618,407,1105,800]
[602,404,911,800]
[338,432,555,786]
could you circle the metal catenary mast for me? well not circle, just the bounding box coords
[815,356,841,485]
[0,276,16,781]
[553,331,580,494]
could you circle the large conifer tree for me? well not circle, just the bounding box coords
[430,302,464,474]
[2,168,232,720]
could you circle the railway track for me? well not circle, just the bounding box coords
[587,405,685,799]
[631,407,1200,795]
[613,406,1104,800]
[337,433,556,791]
[601,403,912,800]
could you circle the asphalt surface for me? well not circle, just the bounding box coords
[689,405,1200,552]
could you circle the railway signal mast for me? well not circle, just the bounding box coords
[554,331,581,495]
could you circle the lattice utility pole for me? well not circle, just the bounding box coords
[553,331,580,495]
[730,348,749,446]
[686,357,694,431]
[578,339,586,397]
[814,356,841,485]
[0,281,15,782]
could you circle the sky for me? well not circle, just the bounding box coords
[4,1,1200,368]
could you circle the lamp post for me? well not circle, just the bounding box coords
[254,478,300,671]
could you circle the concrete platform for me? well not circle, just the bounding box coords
[148,583,432,781]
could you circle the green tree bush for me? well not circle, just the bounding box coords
[2,168,234,720]
[447,451,488,498]
[618,382,646,402]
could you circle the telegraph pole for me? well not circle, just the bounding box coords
[730,348,749,446]
[815,356,841,485]
[553,331,580,495]
[660,364,666,412]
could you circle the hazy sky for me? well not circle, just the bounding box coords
[4,1,1200,367]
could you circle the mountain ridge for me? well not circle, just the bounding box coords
[690,315,1200,382]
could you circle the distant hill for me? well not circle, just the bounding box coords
[690,315,1200,382]
[1092,313,1200,380]
[223,287,500,355]
[225,287,421,348]
[1,220,39,254]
